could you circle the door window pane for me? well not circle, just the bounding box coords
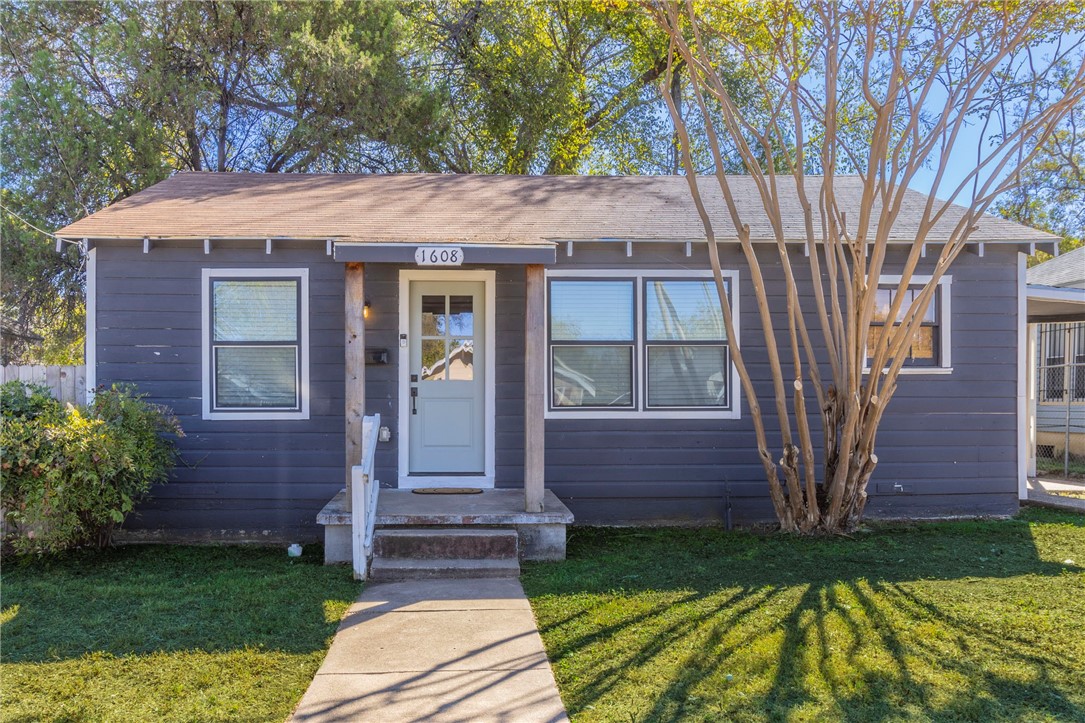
[213,280,298,342]
[421,295,446,336]
[421,339,447,381]
[448,339,474,380]
[215,346,297,408]
[448,296,474,336]
[550,281,634,341]
[552,346,632,407]
[647,346,728,407]
[646,280,726,341]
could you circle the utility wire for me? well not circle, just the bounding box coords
[0,203,66,242]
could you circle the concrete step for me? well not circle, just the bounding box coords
[373,528,519,561]
[369,557,521,581]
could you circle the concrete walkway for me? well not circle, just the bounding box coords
[1026,477,1085,513]
[291,578,569,723]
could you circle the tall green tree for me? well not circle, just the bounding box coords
[1,0,439,361]
[1,0,753,361]
[404,0,747,174]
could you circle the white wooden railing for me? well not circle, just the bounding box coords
[351,413,381,580]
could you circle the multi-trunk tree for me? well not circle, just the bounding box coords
[648,0,1085,533]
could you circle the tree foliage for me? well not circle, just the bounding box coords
[408,0,689,174]
[649,0,1085,533]
[1,0,438,361]
[1,0,752,361]
[997,101,1085,265]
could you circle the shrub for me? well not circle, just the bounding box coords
[1,382,183,555]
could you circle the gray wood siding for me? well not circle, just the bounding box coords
[95,241,348,539]
[537,243,1021,523]
[95,239,1022,537]
[1036,404,1085,433]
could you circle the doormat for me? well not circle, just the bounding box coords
[411,487,484,495]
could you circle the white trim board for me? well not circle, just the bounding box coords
[542,268,742,420]
[1017,254,1029,500]
[200,267,310,421]
[85,246,97,404]
[397,269,497,489]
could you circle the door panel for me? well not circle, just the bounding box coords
[408,281,486,474]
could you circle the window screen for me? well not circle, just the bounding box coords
[211,278,301,410]
[644,280,729,408]
[549,280,635,408]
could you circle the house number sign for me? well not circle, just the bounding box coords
[414,246,464,266]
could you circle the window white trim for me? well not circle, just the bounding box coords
[85,246,97,404]
[1017,253,1028,500]
[544,269,741,420]
[201,268,310,421]
[397,269,496,489]
[864,274,953,375]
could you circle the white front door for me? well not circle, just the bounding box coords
[407,280,487,477]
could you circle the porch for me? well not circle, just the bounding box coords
[320,254,567,577]
[318,488,574,564]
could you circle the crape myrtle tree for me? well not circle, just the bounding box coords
[646,0,1085,533]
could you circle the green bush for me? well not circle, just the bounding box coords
[0,382,183,555]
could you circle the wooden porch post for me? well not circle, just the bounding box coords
[345,262,366,512]
[524,264,545,513]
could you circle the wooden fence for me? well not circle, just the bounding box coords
[1,365,87,405]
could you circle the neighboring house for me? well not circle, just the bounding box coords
[1025,247,1085,475]
[55,173,1056,548]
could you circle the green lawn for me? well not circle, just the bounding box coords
[523,508,1085,723]
[0,545,360,723]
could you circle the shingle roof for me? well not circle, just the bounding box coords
[55,172,1056,245]
[1026,245,1085,289]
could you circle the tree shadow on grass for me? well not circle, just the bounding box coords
[524,511,1085,722]
[0,543,361,663]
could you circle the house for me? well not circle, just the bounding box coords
[1025,246,1085,477]
[55,172,1056,568]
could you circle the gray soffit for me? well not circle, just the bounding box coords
[1027,284,1085,322]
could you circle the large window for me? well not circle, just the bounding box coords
[202,269,309,420]
[866,276,952,373]
[547,272,736,417]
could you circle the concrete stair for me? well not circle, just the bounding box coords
[369,528,520,581]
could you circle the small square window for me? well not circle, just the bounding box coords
[866,279,949,372]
